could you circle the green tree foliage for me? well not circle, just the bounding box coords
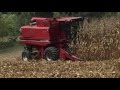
[0,14,19,37]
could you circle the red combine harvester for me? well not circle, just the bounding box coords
[20,17,84,61]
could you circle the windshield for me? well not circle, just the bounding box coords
[60,21,81,42]
[60,22,71,40]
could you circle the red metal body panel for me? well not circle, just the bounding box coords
[60,48,79,61]
[20,17,65,42]
[20,40,50,46]
[21,26,50,40]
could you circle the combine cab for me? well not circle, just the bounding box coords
[19,17,84,61]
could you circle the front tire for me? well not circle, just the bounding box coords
[22,50,31,61]
[44,47,59,61]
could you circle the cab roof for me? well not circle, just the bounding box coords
[31,17,83,22]
[57,17,83,21]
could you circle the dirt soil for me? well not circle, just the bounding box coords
[0,45,120,78]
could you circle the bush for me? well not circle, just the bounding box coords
[0,14,20,37]
[0,40,16,49]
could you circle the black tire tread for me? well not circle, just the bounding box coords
[22,50,32,60]
[44,47,59,60]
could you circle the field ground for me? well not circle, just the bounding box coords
[0,45,120,78]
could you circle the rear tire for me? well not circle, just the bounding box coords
[22,50,31,61]
[44,47,59,61]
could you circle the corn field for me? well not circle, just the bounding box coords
[70,16,120,61]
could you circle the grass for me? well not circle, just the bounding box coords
[0,43,23,54]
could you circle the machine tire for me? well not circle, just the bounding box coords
[44,47,59,61]
[22,50,32,61]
